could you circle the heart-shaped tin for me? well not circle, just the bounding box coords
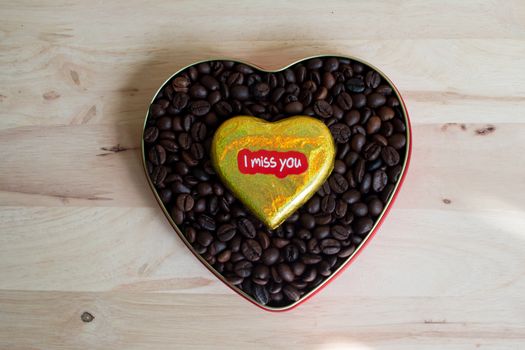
[142,55,411,311]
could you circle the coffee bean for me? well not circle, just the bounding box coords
[277,263,295,282]
[299,213,316,229]
[329,123,351,143]
[201,75,219,91]
[336,92,353,110]
[363,142,381,161]
[367,93,386,108]
[171,207,184,225]
[176,194,194,212]
[388,133,406,149]
[198,214,216,231]
[231,85,250,100]
[197,230,213,246]
[172,76,190,92]
[234,260,253,278]
[301,254,322,265]
[365,71,381,88]
[284,101,303,114]
[306,196,321,214]
[241,239,262,261]
[189,100,211,116]
[381,146,400,166]
[313,100,333,118]
[351,134,366,152]
[372,170,388,192]
[367,116,382,134]
[329,174,348,193]
[321,195,336,213]
[253,284,270,305]
[331,225,351,240]
[144,127,159,143]
[346,78,365,93]
[214,100,233,116]
[237,217,256,238]
[354,217,374,235]
[368,198,384,217]
[282,285,301,302]
[323,57,339,72]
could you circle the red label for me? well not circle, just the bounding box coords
[237,149,308,178]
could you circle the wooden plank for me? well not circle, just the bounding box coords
[0,291,524,350]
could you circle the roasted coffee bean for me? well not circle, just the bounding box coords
[354,217,374,235]
[299,213,316,229]
[198,214,216,231]
[363,142,381,161]
[365,71,381,88]
[346,78,365,93]
[171,207,184,225]
[144,127,159,143]
[360,173,372,194]
[301,254,322,265]
[329,174,349,193]
[320,239,341,255]
[351,158,365,183]
[241,239,262,261]
[214,100,233,116]
[283,244,299,262]
[231,85,250,100]
[284,101,303,114]
[351,133,366,152]
[306,196,321,214]
[151,166,167,185]
[372,170,388,192]
[331,225,351,240]
[237,217,256,238]
[388,133,406,149]
[234,260,253,278]
[368,198,384,217]
[261,247,280,266]
[190,122,207,141]
[367,116,382,134]
[253,284,270,305]
[276,263,294,283]
[189,100,211,116]
[381,146,400,166]
[351,202,368,217]
[196,230,213,247]
[367,93,386,108]
[201,75,219,91]
[342,189,361,204]
[313,100,333,118]
[336,92,353,110]
[148,145,166,165]
[176,194,194,212]
[145,58,408,307]
[321,195,336,213]
[329,123,351,143]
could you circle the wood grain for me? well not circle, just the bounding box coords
[1,1,524,349]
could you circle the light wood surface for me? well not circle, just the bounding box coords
[1,1,525,349]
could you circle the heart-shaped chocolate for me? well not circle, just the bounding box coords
[142,56,411,311]
[211,116,335,229]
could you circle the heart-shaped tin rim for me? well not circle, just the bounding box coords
[141,55,412,311]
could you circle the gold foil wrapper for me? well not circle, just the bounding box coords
[211,116,335,229]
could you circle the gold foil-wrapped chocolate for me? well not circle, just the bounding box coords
[211,116,335,229]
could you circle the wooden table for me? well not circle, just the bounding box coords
[1,1,524,349]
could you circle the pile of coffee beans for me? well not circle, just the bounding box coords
[143,57,408,307]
